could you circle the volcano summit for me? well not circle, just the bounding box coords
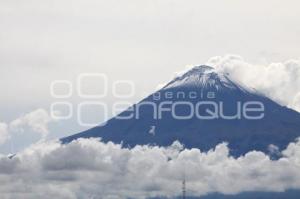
[62,65,300,156]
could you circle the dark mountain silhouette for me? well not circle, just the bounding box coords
[150,190,300,199]
[61,65,300,156]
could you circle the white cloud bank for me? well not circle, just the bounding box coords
[0,109,54,145]
[0,138,300,199]
[9,108,53,140]
[206,55,300,112]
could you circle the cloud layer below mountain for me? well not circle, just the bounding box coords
[1,138,300,199]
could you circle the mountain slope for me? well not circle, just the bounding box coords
[61,65,300,156]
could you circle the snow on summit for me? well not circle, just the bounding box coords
[163,65,253,93]
[62,63,300,157]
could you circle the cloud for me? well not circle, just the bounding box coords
[0,109,55,146]
[0,138,300,199]
[206,55,300,112]
[9,108,53,140]
[291,92,300,112]
[0,123,9,145]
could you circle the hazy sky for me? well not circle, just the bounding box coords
[0,0,300,152]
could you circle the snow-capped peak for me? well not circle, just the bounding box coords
[162,65,253,93]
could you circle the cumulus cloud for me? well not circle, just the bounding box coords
[0,123,9,145]
[0,138,300,199]
[0,109,55,146]
[206,55,300,112]
[291,92,300,112]
[9,108,53,140]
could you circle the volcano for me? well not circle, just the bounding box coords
[62,65,300,156]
